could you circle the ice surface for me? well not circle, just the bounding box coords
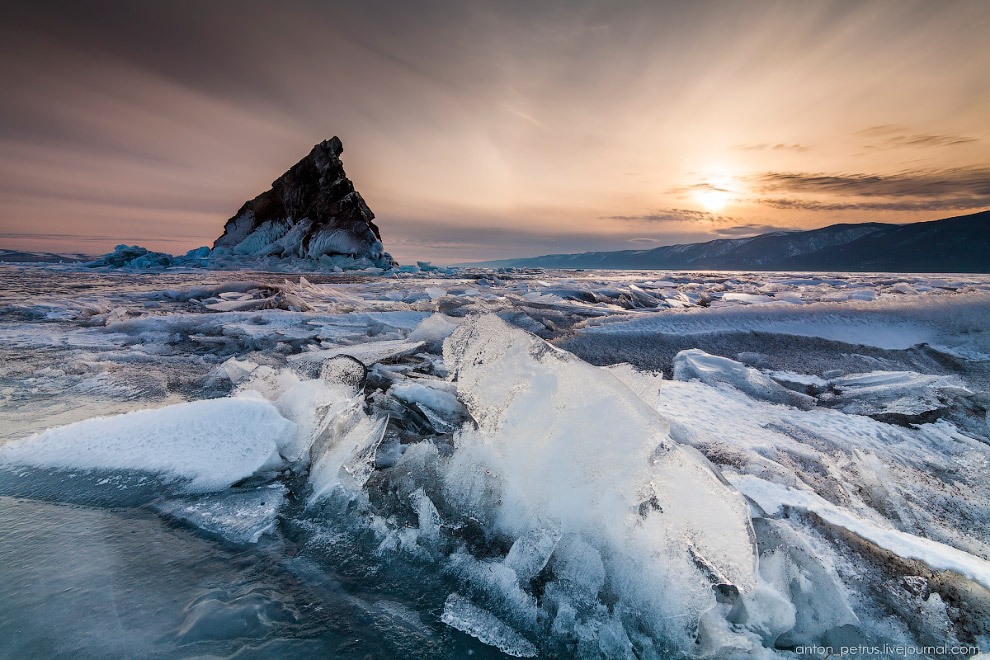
[733,475,990,590]
[154,484,287,543]
[0,497,309,658]
[582,290,990,357]
[0,398,294,491]
[657,378,990,558]
[3,265,990,658]
[766,369,829,389]
[441,593,537,657]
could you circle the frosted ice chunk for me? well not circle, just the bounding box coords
[203,297,269,312]
[390,382,466,419]
[408,313,461,346]
[308,396,387,502]
[154,484,286,543]
[730,581,796,645]
[751,519,859,642]
[383,380,468,434]
[673,348,815,407]
[503,528,561,582]
[0,399,293,491]
[552,536,605,599]
[766,370,828,390]
[267,377,357,464]
[721,292,775,303]
[289,339,425,366]
[443,315,758,627]
[220,358,259,384]
[696,606,757,657]
[584,304,940,350]
[440,593,537,657]
[827,370,971,418]
[411,488,442,542]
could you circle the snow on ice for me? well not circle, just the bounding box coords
[0,398,293,491]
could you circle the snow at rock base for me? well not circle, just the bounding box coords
[85,242,406,273]
[1,264,990,658]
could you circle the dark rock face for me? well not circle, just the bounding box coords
[213,137,394,266]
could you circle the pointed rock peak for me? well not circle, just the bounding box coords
[213,137,394,267]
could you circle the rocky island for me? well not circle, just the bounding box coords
[87,137,396,271]
[213,137,393,267]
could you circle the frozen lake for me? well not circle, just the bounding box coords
[1,265,989,658]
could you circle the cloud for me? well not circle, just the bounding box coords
[752,166,990,199]
[855,124,905,137]
[864,135,978,150]
[856,125,977,149]
[712,224,794,236]
[735,143,809,152]
[890,135,976,148]
[748,166,990,213]
[602,208,730,223]
[755,197,990,212]
[665,182,734,195]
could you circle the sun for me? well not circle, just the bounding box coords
[695,187,732,212]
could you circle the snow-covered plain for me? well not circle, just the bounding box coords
[1,264,989,659]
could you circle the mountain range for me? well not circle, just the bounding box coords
[0,250,89,264]
[462,210,990,273]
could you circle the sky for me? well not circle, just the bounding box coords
[1,0,988,264]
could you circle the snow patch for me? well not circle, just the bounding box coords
[0,398,294,491]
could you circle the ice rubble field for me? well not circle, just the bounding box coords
[1,265,990,659]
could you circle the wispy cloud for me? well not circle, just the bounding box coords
[602,208,730,224]
[746,166,990,213]
[666,182,734,195]
[752,167,990,199]
[755,197,990,212]
[735,143,809,152]
[856,125,977,149]
[499,103,546,127]
[888,135,976,148]
[855,124,906,137]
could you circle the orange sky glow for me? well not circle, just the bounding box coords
[1,0,988,263]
